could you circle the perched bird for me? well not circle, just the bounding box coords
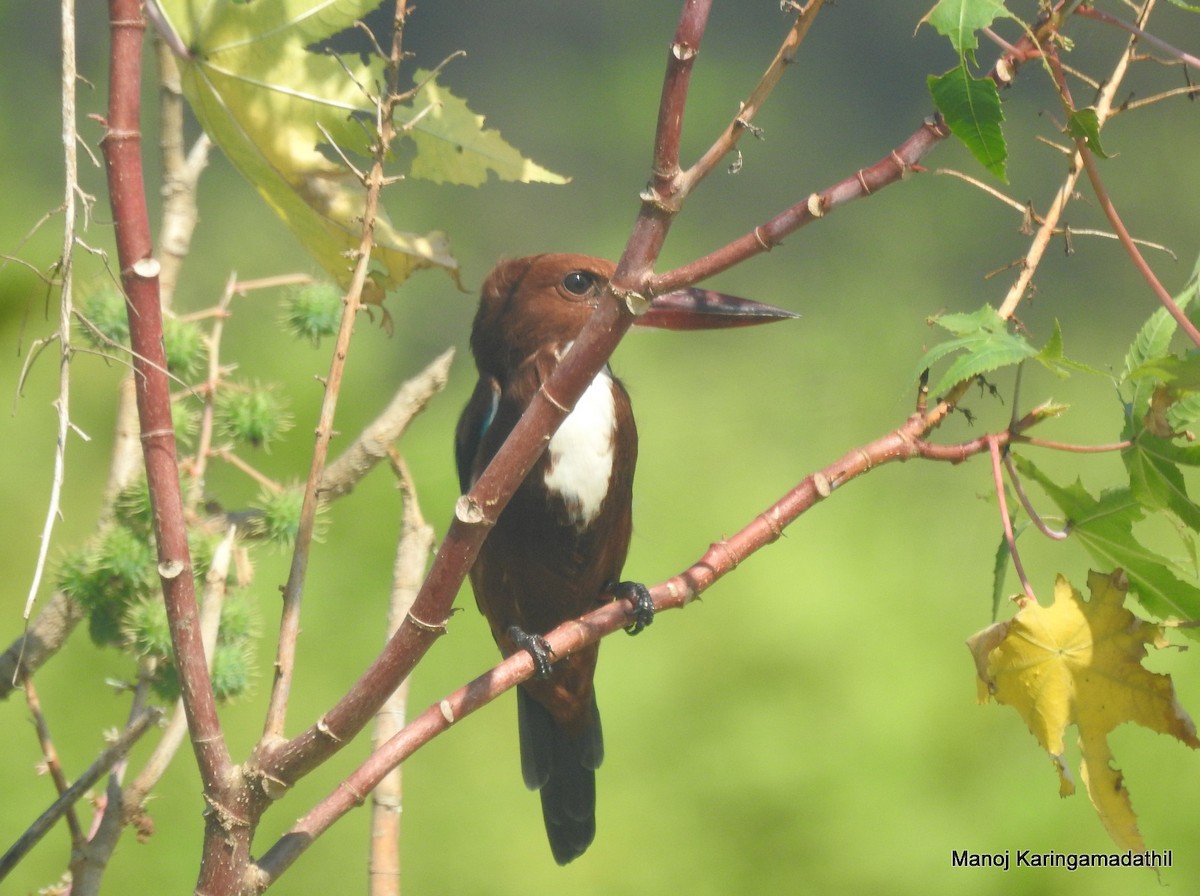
[455,253,796,864]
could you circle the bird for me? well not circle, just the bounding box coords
[455,253,797,864]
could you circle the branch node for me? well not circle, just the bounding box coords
[405,609,449,635]
[638,185,680,214]
[338,780,368,807]
[131,256,161,278]
[924,114,951,138]
[671,41,698,61]
[139,427,175,443]
[811,472,832,498]
[438,699,455,724]
[453,494,488,525]
[157,559,186,579]
[315,716,344,745]
[612,285,650,316]
[806,192,827,217]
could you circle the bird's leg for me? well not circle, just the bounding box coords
[507,625,555,678]
[607,581,655,636]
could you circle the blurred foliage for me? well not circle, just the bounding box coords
[3,2,1200,896]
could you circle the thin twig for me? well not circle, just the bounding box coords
[23,677,84,845]
[22,0,81,626]
[989,435,1037,600]
[1041,12,1200,346]
[0,707,162,883]
[368,451,433,896]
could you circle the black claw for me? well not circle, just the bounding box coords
[610,581,654,636]
[508,625,555,678]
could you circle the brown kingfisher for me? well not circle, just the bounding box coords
[455,253,797,864]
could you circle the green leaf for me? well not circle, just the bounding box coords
[1166,0,1200,12]
[920,0,1014,57]
[404,71,569,186]
[1033,319,1103,377]
[918,305,1036,394]
[1123,431,1200,531]
[928,64,1007,180]
[1013,454,1200,623]
[1066,107,1110,159]
[152,0,567,298]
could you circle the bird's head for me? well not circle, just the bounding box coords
[469,253,797,377]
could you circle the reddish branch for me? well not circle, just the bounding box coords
[250,384,1055,884]
[101,0,241,890]
[252,0,721,788]
[251,0,1070,797]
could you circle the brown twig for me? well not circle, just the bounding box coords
[1041,10,1200,347]
[251,0,721,791]
[988,435,1037,600]
[260,0,415,745]
[251,386,1055,883]
[23,677,84,845]
[0,706,162,884]
[101,0,237,888]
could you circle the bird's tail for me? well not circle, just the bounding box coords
[516,686,604,865]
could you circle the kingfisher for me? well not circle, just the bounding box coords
[455,253,796,864]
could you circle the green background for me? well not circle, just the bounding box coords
[3,2,1200,894]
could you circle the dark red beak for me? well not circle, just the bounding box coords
[634,287,799,331]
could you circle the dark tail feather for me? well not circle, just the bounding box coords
[516,687,603,865]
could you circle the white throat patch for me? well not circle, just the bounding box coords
[543,366,617,530]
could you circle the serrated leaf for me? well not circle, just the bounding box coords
[919,0,1014,57]
[968,569,1200,852]
[1119,256,1200,414]
[1123,431,1200,531]
[1128,352,1200,391]
[928,64,1007,180]
[1066,107,1110,159]
[1013,454,1200,623]
[917,305,1036,394]
[929,305,1006,337]
[154,0,456,296]
[1033,319,1103,377]
[404,72,568,186]
[152,0,567,298]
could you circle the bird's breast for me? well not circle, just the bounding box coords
[543,369,617,531]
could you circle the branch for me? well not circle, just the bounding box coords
[251,387,1056,884]
[367,454,433,896]
[260,0,418,744]
[1040,9,1200,346]
[0,706,161,884]
[22,0,82,626]
[252,0,722,789]
[318,348,455,501]
[101,0,235,876]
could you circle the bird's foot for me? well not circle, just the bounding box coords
[609,581,654,636]
[508,625,555,678]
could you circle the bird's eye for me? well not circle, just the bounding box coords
[561,270,596,296]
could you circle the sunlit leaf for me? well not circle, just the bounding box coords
[968,570,1200,851]
[151,0,567,299]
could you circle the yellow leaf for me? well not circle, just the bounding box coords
[967,569,1199,851]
